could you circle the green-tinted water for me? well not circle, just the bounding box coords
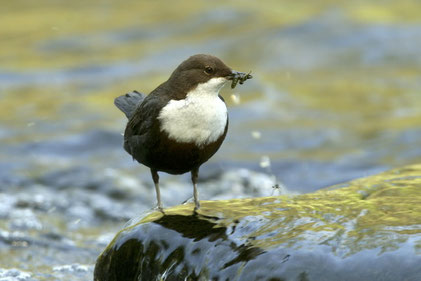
[0,1,420,280]
[2,1,420,175]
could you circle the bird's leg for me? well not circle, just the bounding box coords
[150,169,163,211]
[191,167,200,211]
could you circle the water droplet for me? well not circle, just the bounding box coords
[260,155,271,168]
[251,131,261,139]
[230,94,240,104]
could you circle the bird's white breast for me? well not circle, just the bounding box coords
[158,77,228,146]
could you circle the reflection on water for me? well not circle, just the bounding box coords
[97,211,266,280]
[155,213,266,269]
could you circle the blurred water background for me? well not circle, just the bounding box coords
[1,0,421,280]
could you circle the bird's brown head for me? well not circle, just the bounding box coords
[167,54,238,92]
[171,54,233,81]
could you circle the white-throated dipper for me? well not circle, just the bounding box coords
[114,54,252,211]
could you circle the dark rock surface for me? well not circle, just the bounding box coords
[94,164,421,281]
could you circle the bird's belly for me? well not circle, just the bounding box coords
[158,95,227,147]
[138,132,225,175]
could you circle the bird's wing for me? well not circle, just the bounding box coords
[114,90,146,119]
[123,93,167,157]
[126,93,165,136]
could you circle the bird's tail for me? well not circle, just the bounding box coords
[114,90,146,119]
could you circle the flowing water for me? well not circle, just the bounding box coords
[1,1,420,279]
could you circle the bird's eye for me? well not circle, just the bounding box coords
[204,66,214,74]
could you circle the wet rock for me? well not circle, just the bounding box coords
[94,164,421,281]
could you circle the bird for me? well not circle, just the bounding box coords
[114,54,251,211]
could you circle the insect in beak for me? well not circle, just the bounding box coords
[228,70,253,89]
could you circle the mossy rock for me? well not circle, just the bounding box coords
[94,164,421,281]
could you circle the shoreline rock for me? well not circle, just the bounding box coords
[94,164,421,281]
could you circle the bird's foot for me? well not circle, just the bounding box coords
[194,200,200,212]
[181,197,201,212]
[153,204,165,214]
